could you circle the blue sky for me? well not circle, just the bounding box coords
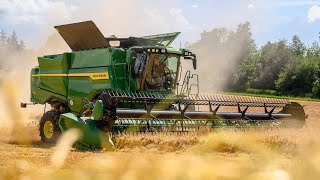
[0,0,320,49]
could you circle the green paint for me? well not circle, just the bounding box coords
[30,39,196,150]
[92,100,104,121]
[31,46,191,113]
[28,21,200,150]
[58,113,115,150]
[38,53,70,96]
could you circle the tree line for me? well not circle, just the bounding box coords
[187,22,320,98]
[0,29,25,51]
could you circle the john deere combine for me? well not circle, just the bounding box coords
[22,21,307,150]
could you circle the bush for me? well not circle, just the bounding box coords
[246,88,278,96]
[312,79,320,98]
[275,57,319,97]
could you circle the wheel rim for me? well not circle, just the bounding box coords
[43,121,54,139]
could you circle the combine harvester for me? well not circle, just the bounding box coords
[22,21,307,150]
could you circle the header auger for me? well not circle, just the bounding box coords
[22,21,307,150]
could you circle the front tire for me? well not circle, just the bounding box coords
[39,110,61,143]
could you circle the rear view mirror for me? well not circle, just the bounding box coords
[184,54,197,70]
[192,56,197,70]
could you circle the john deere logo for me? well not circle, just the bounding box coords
[89,73,109,80]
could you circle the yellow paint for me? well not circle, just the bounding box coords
[69,72,109,80]
[43,121,53,139]
[32,74,66,77]
[32,72,109,80]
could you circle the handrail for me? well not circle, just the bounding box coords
[178,71,199,96]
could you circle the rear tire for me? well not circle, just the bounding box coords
[39,110,61,143]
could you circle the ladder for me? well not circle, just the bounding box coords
[178,70,199,96]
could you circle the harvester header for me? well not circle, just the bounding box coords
[22,21,307,150]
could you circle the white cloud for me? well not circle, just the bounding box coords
[143,8,166,23]
[255,1,320,8]
[308,5,320,23]
[0,0,198,48]
[0,0,72,24]
[278,1,320,7]
[169,8,190,25]
[191,4,199,8]
[248,4,255,9]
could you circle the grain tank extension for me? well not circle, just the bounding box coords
[21,21,307,150]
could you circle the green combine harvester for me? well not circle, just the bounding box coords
[21,21,307,150]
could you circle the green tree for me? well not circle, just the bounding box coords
[307,41,320,57]
[232,52,259,91]
[0,29,6,48]
[7,31,19,50]
[249,40,293,90]
[5,31,25,51]
[227,22,257,90]
[18,40,25,50]
[290,35,306,56]
[275,57,319,96]
[312,79,320,98]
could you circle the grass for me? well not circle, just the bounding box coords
[224,91,320,102]
[2,128,320,179]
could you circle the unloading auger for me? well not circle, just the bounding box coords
[21,21,307,150]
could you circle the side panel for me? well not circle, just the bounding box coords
[30,67,67,104]
[142,32,181,46]
[38,53,70,96]
[67,48,128,113]
[70,49,112,69]
[31,67,41,103]
[67,67,112,112]
[31,48,130,112]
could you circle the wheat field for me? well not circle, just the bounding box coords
[1,83,320,179]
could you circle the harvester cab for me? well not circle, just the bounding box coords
[22,21,307,150]
[130,47,196,92]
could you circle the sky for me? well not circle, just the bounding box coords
[0,0,320,49]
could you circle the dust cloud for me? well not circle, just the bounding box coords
[0,32,69,134]
[0,1,253,131]
[184,25,253,93]
[37,1,253,94]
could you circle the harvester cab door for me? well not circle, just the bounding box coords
[130,48,148,91]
